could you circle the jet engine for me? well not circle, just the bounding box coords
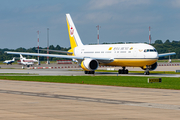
[141,62,157,71]
[81,58,99,71]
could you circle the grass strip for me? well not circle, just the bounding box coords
[0,76,180,90]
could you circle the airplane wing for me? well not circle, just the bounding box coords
[38,49,73,55]
[5,51,113,63]
[158,52,176,57]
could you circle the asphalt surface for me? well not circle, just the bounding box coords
[0,80,180,120]
[0,63,180,77]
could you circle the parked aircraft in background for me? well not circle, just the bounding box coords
[20,54,37,67]
[5,14,176,75]
[20,54,38,63]
[3,57,15,65]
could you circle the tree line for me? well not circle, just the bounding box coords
[152,39,180,59]
[0,39,179,61]
[0,45,70,61]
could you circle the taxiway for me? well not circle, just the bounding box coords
[0,63,180,77]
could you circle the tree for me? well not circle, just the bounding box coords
[164,39,171,44]
[49,45,55,50]
[55,45,61,50]
[154,40,163,44]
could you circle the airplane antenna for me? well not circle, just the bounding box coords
[149,26,151,45]
[96,25,101,45]
[47,28,50,64]
[37,31,40,65]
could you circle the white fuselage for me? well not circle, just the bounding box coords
[3,57,15,64]
[74,43,158,67]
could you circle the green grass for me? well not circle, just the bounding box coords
[158,59,180,63]
[0,76,180,90]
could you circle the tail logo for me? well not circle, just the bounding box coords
[70,26,74,37]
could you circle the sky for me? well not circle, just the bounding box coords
[0,0,180,49]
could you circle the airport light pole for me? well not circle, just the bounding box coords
[96,25,101,45]
[47,28,50,64]
[149,26,151,45]
[37,30,40,65]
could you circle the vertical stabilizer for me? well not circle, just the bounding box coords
[20,54,23,59]
[12,57,15,61]
[66,14,83,49]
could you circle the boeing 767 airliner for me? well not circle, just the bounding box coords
[6,14,176,75]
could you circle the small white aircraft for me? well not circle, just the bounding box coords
[20,54,38,63]
[20,54,37,67]
[3,57,15,65]
[5,14,176,75]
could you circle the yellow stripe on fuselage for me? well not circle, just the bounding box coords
[100,58,158,67]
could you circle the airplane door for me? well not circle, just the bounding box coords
[133,48,137,57]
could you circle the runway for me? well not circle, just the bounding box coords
[0,80,180,120]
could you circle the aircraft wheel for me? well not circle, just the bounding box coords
[118,70,122,74]
[91,71,95,74]
[125,69,128,74]
[144,71,150,75]
[84,71,95,74]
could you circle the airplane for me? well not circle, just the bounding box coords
[20,54,38,63]
[3,57,15,65]
[19,54,35,67]
[5,14,176,75]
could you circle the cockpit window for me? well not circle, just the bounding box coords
[144,49,157,52]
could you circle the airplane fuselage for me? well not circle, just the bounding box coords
[74,43,158,67]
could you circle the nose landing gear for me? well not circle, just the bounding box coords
[144,70,150,75]
[144,66,150,75]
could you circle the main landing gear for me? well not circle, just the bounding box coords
[84,71,95,74]
[118,67,128,74]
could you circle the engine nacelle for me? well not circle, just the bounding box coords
[81,58,99,71]
[141,62,157,71]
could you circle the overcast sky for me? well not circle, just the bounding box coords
[0,0,180,49]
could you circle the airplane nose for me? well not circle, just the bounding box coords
[144,52,159,59]
[155,52,159,59]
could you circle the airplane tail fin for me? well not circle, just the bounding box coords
[20,54,23,60]
[66,14,83,50]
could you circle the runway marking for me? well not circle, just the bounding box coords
[0,89,180,110]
